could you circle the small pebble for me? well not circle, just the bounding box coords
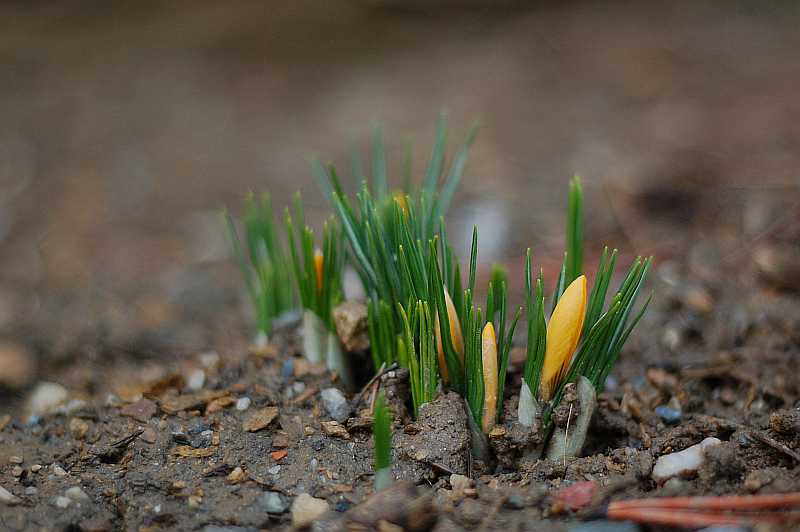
[52,464,67,477]
[54,495,72,509]
[655,405,682,425]
[27,382,69,416]
[320,388,350,422]
[292,382,306,394]
[268,465,281,475]
[24,486,37,496]
[281,359,294,379]
[11,466,22,477]
[0,485,21,505]
[652,437,721,483]
[187,369,206,391]
[8,456,22,464]
[291,493,329,528]
[257,491,289,514]
[30,464,41,472]
[65,486,90,504]
[235,397,251,411]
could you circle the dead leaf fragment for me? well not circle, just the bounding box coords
[243,406,279,432]
[171,445,217,458]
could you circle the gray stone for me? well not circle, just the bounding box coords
[320,388,349,422]
[54,495,72,508]
[64,486,90,503]
[257,491,289,514]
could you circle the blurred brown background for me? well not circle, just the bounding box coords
[1,1,799,393]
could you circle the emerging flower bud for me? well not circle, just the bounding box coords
[435,286,464,383]
[539,275,587,402]
[314,249,324,293]
[481,321,498,433]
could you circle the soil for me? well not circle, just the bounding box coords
[2,1,800,531]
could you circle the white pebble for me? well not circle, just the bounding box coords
[52,464,67,477]
[186,369,205,391]
[268,465,281,475]
[652,437,721,483]
[54,496,72,508]
[27,382,68,416]
[236,397,251,411]
[64,486,90,503]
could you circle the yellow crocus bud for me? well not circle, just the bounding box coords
[539,275,587,402]
[435,287,464,383]
[481,322,498,433]
[393,193,408,215]
[313,249,324,293]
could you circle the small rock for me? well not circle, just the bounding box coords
[242,406,279,432]
[79,516,114,532]
[198,351,220,368]
[321,388,350,422]
[291,493,329,528]
[226,466,246,484]
[0,342,35,389]
[320,421,350,440]
[11,466,23,477]
[293,382,306,394]
[652,437,721,483]
[69,417,90,439]
[54,495,72,508]
[65,486,91,504]
[236,397,251,411]
[449,474,474,500]
[24,486,37,496]
[52,464,67,477]
[120,398,157,423]
[187,369,206,391]
[140,427,158,444]
[27,382,69,416]
[267,465,281,475]
[30,464,42,472]
[0,485,21,505]
[332,300,370,352]
[655,405,682,425]
[553,481,597,511]
[257,491,289,514]
[8,456,23,464]
[272,433,289,448]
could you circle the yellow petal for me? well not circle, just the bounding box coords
[313,249,324,293]
[393,193,408,215]
[435,287,464,384]
[539,275,587,401]
[481,322,498,433]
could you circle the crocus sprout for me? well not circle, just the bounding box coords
[481,322,498,433]
[435,286,465,384]
[540,275,587,402]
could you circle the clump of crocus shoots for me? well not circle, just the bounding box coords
[227,122,651,465]
[518,177,652,460]
[224,192,294,347]
[373,391,393,491]
[285,193,352,387]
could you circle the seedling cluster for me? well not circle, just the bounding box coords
[226,115,652,480]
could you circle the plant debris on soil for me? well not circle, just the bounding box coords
[2,238,800,531]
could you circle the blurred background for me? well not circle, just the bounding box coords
[1,1,799,400]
